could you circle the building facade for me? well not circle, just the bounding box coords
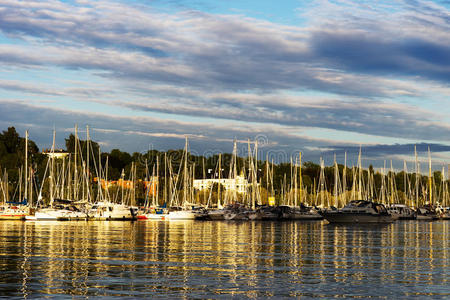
[193,175,248,193]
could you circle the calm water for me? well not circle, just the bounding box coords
[0,220,449,299]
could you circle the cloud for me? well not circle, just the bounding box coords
[1,0,449,93]
[0,0,449,169]
[1,100,449,170]
[0,100,361,160]
[110,91,450,142]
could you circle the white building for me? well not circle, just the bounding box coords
[193,174,249,194]
[42,149,70,159]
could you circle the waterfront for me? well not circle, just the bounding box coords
[0,220,449,298]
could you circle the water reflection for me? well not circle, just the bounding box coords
[0,220,448,298]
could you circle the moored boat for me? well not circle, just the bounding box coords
[88,201,137,220]
[0,205,29,220]
[386,204,416,220]
[139,206,169,220]
[440,207,450,220]
[279,204,323,220]
[416,205,439,220]
[321,200,394,223]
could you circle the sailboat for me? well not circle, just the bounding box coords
[87,157,137,220]
[281,152,322,220]
[439,165,450,219]
[321,148,393,223]
[166,137,202,220]
[386,160,415,219]
[140,156,170,220]
[27,129,87,221]
[207,141,247,220]
[416,148,439,220]
[224,139,260,220]
[200,152,226,220]
[0,130,31,220]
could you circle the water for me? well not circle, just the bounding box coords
[0,220,449,299]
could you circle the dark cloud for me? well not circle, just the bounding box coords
[113,95,450,142]
[1,100,449,170]
[310,32,450,82]
[325,143,450,157]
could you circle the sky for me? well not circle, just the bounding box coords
[0,0,450,170]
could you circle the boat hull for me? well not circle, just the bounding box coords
[89,216,136,221]
[27,208,87,221]
[288,213,323,220]
[0,214,27,220]
[224,212,248,220]
[416,215,437,221]
[143,213,168,220]
[322,212,394,223]
[166,211,196,220]
[88,203,137,220]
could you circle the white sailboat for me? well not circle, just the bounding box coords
[0,130,30,220]
[87,153,137,220]
[166,137,199,220]
[27,129,87,221]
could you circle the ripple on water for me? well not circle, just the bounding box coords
[0,220,448,298]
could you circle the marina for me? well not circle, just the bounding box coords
[1,128,450,223]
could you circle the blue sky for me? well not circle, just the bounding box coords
[1,0,450,170]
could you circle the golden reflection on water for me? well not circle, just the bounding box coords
[0,220,448,298]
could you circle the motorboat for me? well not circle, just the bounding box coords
[205,208,226,220]
[440,207,450,220]
[416,204,439,221]
[321,200,394,223]
[88,201,137,220]
[223,204,253,220]
[26,199,87,221]
[386,204,416,220]
[279,204,323,220]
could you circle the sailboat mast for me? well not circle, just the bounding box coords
[266,156,269,204]
[358,146,362,199]
[428,147,432,205]
[415,145,419,207]
[50,130,56,207]
[390,160,394,205]
[255,140,259,207]
[290,156,293,206]
[151,162,156,206]
[299,152,302,206]
[156,156,159,207]
[24,130,28,204]
[342,152,347,205]
[86,125,90,203]
[218,153,221,208]
[294,156,298,207]
[74,125,78,201]
[334,154,338,208]
[164,153,167,205]
[233,140,237,204]
[403,160,408,206]
[271,159,275,199]
[183,136,188,208]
